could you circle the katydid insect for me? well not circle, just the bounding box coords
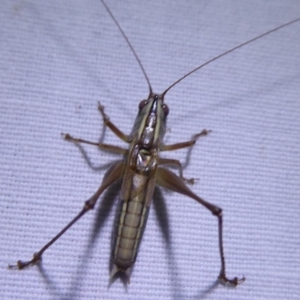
[9,0,300,287]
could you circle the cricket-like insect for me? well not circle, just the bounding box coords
[9,0,300,286]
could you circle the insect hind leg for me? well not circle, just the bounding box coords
[156,167,245,286]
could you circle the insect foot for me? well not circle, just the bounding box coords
[8,252,42,270]
[218,272,246,286]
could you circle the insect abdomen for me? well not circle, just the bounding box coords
[112,173,151,278]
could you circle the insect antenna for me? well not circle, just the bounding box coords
[162,17,300,97]
[101,0,153,95]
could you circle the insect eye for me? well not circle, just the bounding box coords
[162,104,169,116]
[138,100,148,110]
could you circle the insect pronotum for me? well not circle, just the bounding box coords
[9,0,300,286]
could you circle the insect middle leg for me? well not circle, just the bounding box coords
[159,129,210,183]
[158,158,197,184]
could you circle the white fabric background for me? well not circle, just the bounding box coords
[1,0,300,299]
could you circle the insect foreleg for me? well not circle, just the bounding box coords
[160,129,211,152]
[63,133,128,155]
[156,167,245,285]
[158,157,197,185]
[9,160,125,270]
[98,102,131,143]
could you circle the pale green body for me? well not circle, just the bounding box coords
[111,94,165,279]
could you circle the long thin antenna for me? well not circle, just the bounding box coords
[162,17,300,96]
[101,0,152,95]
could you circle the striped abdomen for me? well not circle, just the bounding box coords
[111,171,154,280]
